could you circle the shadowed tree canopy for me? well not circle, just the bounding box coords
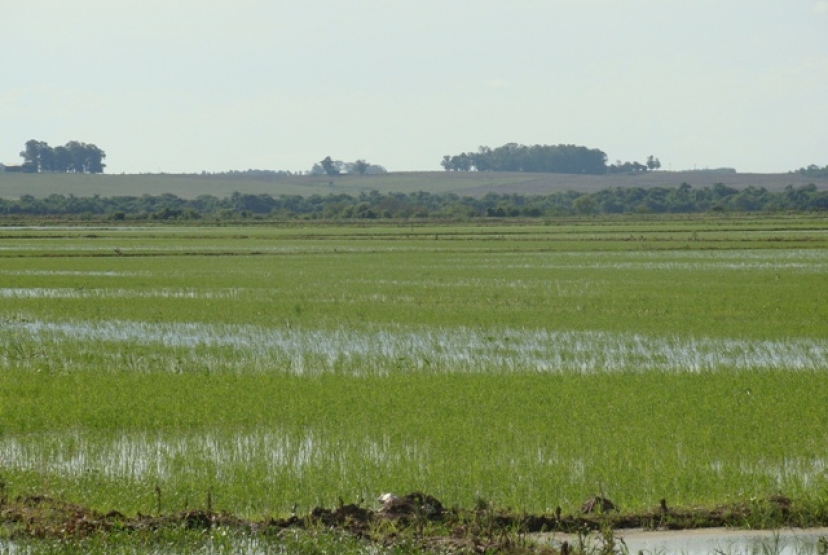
[319,156,339,176]
[352,159,369,175]
[441,143,609,175]
[793,164,828,179]
[647,155,662,171]
[19,139,106,173]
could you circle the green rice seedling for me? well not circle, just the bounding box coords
[0,216,827,521]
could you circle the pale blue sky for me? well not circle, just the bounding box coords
[2,0,826,174]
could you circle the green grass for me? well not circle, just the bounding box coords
[2,370,827,516]
[0,528,397,555]
[1,214,827,521]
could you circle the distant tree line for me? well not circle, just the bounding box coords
[187,158,388,178]
[792,164,828,179]
[440,143,660,175]
[607,155,661,174]
[312,156,387,176]
[197,169,297,178]
[1,183,826,220]
[12,139,106,174]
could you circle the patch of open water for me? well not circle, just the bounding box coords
[538,527,828,555]
[0,428,822,496]
[1,527,827,555]
[0,288,243,300]
[491,249,828,272]
[0,535,292,554]
[0,270,142,277]
[0,430,421,483]
[3,319,827,375]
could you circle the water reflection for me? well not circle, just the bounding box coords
[5,318,828,375]
[543,528,828,555]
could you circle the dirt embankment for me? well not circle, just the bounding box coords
[0,492,821,554]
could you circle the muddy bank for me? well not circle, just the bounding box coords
[2,493,827,554]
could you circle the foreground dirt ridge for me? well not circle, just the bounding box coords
[0,492,818,553]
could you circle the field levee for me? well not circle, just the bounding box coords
[1,170,826,199]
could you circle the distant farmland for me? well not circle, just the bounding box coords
[1,170,827,200]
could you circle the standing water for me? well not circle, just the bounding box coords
[539,527,828,555]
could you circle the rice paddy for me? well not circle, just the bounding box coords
[1,214,828,543]
[3,319,828,375]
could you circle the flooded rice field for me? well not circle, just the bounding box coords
[495,248,828,272]
[0,430,423,484]
[0,288,244,300]
[3,318,827,375]
[1,428,824,495]
[2,219,828,549]
[0,270,141,277]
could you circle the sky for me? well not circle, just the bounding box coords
[1,0,827,174]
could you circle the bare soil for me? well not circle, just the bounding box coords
[1,492,825,554]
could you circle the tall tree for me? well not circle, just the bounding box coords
[20,139,51,172]
[352,159,369,175]
[646,155,661,171]
[66,141,86,173]
[83,143,107,174]
[53,146,71,172]
[320,156,339,176]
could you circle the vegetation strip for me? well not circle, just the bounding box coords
[1,183,827,221]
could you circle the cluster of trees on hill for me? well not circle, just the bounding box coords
[440,143,660,175]
[1,184,826,220]
[311,157,387,176]
[607,155,661,174]
[792,164,828,179]
[13,139,106,174]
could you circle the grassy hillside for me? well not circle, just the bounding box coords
[1,170,826,200]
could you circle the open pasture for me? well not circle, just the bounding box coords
[1,214,827,520]
[2,170,827,200]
